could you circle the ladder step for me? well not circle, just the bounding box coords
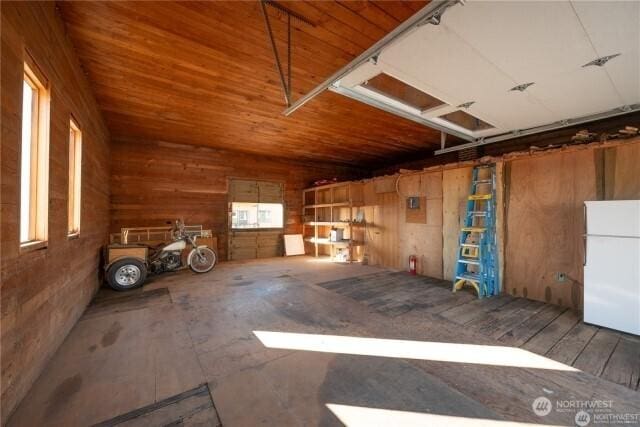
[458,258,480,265]
[456,273,481,282]
[462,227,486,233]
[473,179,492,184]
[460,243,479,248]
[469,194,492,200]
[468,211,487,216]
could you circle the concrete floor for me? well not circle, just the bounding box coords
[8,257,640,426]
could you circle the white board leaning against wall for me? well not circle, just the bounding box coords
[284,234,305,256]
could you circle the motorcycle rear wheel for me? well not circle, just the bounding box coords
[188,247,217,273]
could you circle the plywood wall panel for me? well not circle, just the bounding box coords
[603,143,640,200]
[442,167,473,281]
[495,161,506,291]
[380,192,401,269]
[399,172,443,278]
[362,171,443,277]
[504,150,596,308]
[363,139,639,307]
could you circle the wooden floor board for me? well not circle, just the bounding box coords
[466,299,530,334]
[338,275,414,298]
[522,309,581,355]
[93,383,220,427]
[601,337,640,389]
[545,322,599,365]
[477,300,545,340]
[420,291,476,315]
[573,329,620,377]
[316,271,638,391]
[439,295,515,325]
[498,304,566,347]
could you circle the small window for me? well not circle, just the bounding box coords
[232,203,283,229]
[439,110,494,131]
[363,73,445,111]
[20,60,50,246]
[68,119,82,236]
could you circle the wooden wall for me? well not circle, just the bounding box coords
[504,151,596,308]
[1,3,111,423]
[110,139,361,260]
[362,171,444,277]
[505,141,640,308]
[361,138,640,310]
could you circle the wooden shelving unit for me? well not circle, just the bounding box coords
[302,181,365,262]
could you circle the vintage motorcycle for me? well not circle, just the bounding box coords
[106,220,217,291]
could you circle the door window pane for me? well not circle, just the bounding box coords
[232,202,283,229]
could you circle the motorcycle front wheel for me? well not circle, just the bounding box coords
[188,247,217,273]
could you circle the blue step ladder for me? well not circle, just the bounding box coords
[452,164,500,298]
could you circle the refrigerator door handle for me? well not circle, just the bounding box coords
[583,204,587,266]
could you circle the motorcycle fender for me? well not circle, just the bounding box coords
[105,255,146,271]
[187,246,208,265]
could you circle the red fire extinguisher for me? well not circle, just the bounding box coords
[409,255,417,275]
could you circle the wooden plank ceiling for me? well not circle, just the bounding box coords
[58,1,443,167]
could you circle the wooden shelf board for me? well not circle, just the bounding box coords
[304,221,348,227]
[304,202,350,208]
[304,238,364,246]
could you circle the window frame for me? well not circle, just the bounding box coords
[20,57,50,251]
[231,202,284,230]
[68,118,82,238]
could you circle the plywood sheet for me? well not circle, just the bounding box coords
[361,181,400,269]
[284,235,305,256]
[398,171,443,278]
[374,176,397,194]
[107,246,147,264]
[495,161,506,292]
[379,192,401,269]
[442,167,473,281]
[603,142,640,200]
[505,150,596,308]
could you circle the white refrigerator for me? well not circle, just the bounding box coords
[584,200,640,335]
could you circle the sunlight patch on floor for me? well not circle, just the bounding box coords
[253,331,578,371]
[326,404,563,427]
